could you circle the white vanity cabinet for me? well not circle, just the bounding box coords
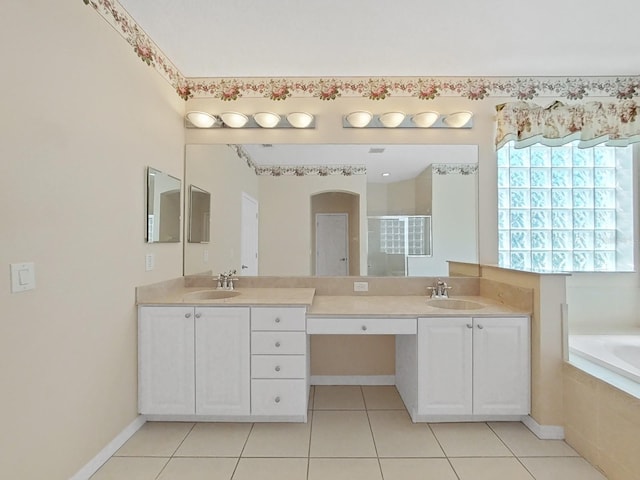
[250,307,308,418]
[417,316,530,418]
[138,306,250,417]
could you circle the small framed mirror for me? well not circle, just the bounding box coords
[146,167,181,243]
[188,185,211,243]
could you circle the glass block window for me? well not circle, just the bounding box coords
[498,142,634,272]
[368,215,432,256]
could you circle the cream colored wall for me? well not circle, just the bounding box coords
[415,168,432,215]
[184,144,259,275]
[1,3,184,479]
[258,175,367,275]
[411,171,478,276]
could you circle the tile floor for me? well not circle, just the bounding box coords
[91,386,607,480]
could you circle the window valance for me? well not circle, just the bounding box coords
[495,100,640,149]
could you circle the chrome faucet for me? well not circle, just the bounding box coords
[216,269,238,290]
[428,279,452,298]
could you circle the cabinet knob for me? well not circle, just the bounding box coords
[477,324,484,329]
[195,312,201,318]
[274,396,281,403]
[185,313,192,319]
[275,365,281,372]
[275,317,281,323]
[275,341,281,348]
[362,325,368,331]
[466,323,473,329]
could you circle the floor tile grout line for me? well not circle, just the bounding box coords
[485,421,540,477]
[426,422,462,480]
[228,422,255,479]
[362,386,386,480]
[307,387,315,480]
[150,422,197,480]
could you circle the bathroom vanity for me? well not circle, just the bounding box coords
[137,285,530,423]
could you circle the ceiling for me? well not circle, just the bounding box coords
[118,0,640,78]
[242,144,478,183]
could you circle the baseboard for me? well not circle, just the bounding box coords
[69,415,146,480]
[522,415,565,439]
[310,375,395,385]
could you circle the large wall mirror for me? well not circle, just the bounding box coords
[183,144,478,276]
[146,167,181,243]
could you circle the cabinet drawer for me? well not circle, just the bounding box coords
[251,331,306,355]
[251,355,306,379]
[251,307,306,331]
[307,317,417,335]
[251,379,307,416]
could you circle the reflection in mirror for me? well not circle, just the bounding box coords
[188,185,211,243]
[183,144,478,276]
[146,167,181,243]
[368,215,432,276]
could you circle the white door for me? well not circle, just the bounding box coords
[195,307,250,415]
[418,317,473,416]
[241,193,259,275]
[138,306,195,415]
[473,317,530,415]
[316,213,348,276]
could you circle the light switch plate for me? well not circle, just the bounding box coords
[10,262,36,293]
[145,253,155,271]
[353,281,369,292]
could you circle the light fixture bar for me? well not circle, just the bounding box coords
[342,112,473,129]
[185,112,315,129]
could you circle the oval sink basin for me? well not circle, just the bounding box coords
[427,298,485,310]
[182,290,241,301]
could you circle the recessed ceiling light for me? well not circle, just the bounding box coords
[381,172,391,177]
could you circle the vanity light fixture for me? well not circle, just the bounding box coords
[184,111,315,129]
[379,111,406,128]
[345,111,373,128]
[253,112,281,128]
[286,112,314,129]
[343,110,473,129]
[442,111,473,128]
[185,111,217,128]
[411,111,440,128]
[220,112,249,128]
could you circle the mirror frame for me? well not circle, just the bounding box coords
[188,185,211,243]
[146,166,182,243]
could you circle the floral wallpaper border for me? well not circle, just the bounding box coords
[84,0,640,102]
[432,164,479,175]
[230,144,366,177]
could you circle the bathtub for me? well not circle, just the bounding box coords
[569,335,640,383]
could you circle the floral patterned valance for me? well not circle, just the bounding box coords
[495,100,640,149]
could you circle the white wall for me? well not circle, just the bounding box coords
[259,175,367,275]
[184,145,259,275]
[0,2,184,479]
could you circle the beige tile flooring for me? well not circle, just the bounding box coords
[91,386,607,480]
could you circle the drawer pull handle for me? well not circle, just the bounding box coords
[275,341,281,348]
[361,325,367,331]
[275,317,281,323]
[185,313,192,319]
[275,396,281,403]
[195,313,201,318]
[275,365,281,372]
[466,323,473,329]
[477,324,484,330]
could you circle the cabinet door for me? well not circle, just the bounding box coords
[473,317,530,415]
[418,317,473,415]
[139,306,195,415]
[195,307,250,415]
